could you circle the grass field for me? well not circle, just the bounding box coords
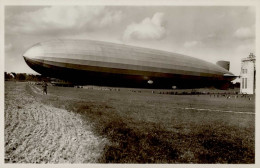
[26,83,255,163]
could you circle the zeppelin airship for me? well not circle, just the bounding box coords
[23,39,236,89]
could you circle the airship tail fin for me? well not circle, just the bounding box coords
[216,61,230,71]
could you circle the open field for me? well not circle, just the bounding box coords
[5,81,255,163]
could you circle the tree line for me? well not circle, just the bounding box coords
[4,72,49,82]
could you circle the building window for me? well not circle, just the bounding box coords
[242,78,244,89]
[245,78,247,89]
[242,69,247,74]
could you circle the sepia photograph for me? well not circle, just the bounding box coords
[2,0,258,166]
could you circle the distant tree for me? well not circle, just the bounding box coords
[4,72,13,80]
[4,72,8,79]
[11,72,16,78]
[26,74,35,81]
[16,73,26,81]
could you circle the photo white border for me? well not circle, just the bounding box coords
[0,0,259,168]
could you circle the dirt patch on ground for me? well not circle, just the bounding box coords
[5,82,107,163]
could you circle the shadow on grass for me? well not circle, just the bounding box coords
[26,85,255,163]
[197,135,254,163]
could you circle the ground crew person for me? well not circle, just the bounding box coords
[42,81,48,95]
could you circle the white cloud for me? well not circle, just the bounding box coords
[123,12,166,41]
[184,41,201,48]
[234,27,254,39]
[5,43,13,51]
[99,10,123,27]
[6,6,123,35]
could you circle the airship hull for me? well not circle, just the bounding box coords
[23,39,236,89]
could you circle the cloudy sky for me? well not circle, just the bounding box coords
[5,6,255,79]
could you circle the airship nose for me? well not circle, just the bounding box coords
[23,43,44,60]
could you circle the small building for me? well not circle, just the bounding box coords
[240,53,256,94]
